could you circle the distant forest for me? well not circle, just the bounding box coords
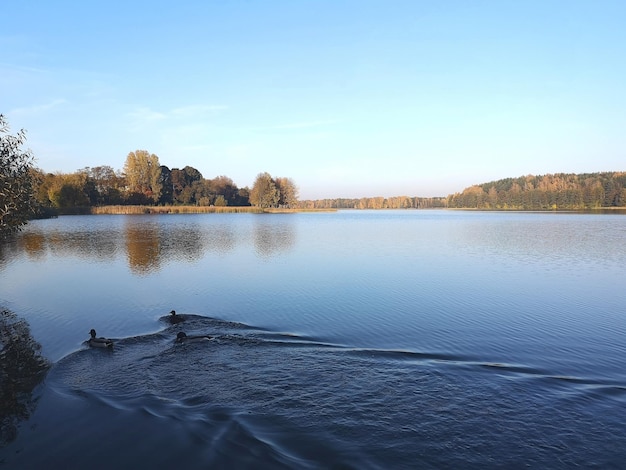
[297,172,626,210]
[296,196,447,210]
[447,172,626,210]
[29,155,626,213]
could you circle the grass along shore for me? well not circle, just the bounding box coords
[90,205,335,215]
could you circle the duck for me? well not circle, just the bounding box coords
[88,329,114,348]
[176,331,213,343]
[169,310,185,324]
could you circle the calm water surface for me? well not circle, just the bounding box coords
[1,210,625,468]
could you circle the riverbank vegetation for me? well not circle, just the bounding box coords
[25,164,626,216]
[32,150,299,214]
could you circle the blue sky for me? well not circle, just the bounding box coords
[2,1,625,199]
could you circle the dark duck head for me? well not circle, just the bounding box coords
[169,310,184,324]
[88,329,113,348]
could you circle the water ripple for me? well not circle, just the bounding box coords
[2,316,619,468]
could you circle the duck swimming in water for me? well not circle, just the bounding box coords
[176,331,212,343]
[88,329,113,348]
[169,310,184,324]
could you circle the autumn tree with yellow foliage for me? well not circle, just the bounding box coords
[123,150,162,203]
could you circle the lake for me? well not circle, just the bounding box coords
[1,210,626,468]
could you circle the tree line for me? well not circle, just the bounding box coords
[30,150,298,213]
[447,172,626,210]
[3,115,626,240]
[296,196,447,210]
[1,112,300,237]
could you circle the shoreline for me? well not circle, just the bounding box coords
[35,205,626,217]
[89,205,336,215]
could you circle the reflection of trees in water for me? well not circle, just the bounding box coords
[3,219,235,274]
[125,221,161,275]
[203,225,236,255]
[164,224,236,258]
[0,309,50,446]
[160,225,205,262]
[0,241,18,272]
[254,219,296,257]
[2,227,119,264]
[2,216,295,276]
[20,232,46,260]
[126,220,239,270]
[48,230,119,261]
[0,233,47,273]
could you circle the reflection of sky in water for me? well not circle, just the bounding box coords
[253,217,296,257]
[3,211,626,470]
[0,213,299,359]
[1,210,625,375]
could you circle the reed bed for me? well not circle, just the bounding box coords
[263,208,336,213]
[90,206,336,215]
[90,205,263,215]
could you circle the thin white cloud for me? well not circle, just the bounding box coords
[127,106,167,122]
[126,104,228,132]
[178,144,215,152]
[171,104,228,118]
[0,62,50,75]
[10,99,67,116]
[125,106,169,132]
[266,119,339,130]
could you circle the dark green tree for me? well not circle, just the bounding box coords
[235,186,251,206]
[171,166,203,204]
[0,115,36,239]
[158,165,173,205]
[182,165,203,184]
